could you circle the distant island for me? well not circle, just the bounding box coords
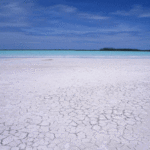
[99,48,150,51]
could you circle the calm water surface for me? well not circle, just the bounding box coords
[0,50,150,59]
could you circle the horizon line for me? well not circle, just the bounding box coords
[0,48,150,51]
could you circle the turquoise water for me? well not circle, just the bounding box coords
[0,50,150,59]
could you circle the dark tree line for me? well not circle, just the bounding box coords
[99,48,150,51]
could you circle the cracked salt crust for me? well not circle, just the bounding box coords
[0,58,150,150]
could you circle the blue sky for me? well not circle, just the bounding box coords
[0,0,150,49]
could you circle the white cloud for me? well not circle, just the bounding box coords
[0,2,29,27]
[0,2,27,17]
[46,5,108,20]
[48,4,77,13]
[22,22,140,38]
[79,13,109,20]
[98,24,140,33]
[0,22,29,27]
[1,30,149,50]
[0,1,108,30]
[111,5,150,18]
[139,13,150,18]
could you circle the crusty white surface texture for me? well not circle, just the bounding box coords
[0,58,150,150]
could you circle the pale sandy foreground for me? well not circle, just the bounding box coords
[0,58,150,150]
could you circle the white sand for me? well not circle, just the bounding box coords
[0,58,150,150]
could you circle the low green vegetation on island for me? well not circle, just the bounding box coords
[99,48,150,51]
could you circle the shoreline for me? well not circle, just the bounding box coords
[0,49,150,51]
[1,55,150,59]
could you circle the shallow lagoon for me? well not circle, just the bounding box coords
[0,50,150,58]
